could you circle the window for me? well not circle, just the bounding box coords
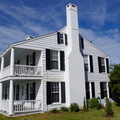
[46,49,65,71]
[51,50,59,69]
[98,57,105,73]
[47,82,66,104]
[84,55,88,71]
[100,82,107,99]
[86,82,90,99]
[52,82,59,102]
[57,32,68,45]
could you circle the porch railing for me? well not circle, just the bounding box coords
[2,65,10,78]
[14,100,42,112]
[14,64,42,76]
[1,100,9,113]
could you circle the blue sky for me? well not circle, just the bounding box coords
[0,0,120,64]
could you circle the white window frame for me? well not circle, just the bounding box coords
[51,82,61,104]
[83,55,90,72]
[50,50,60,70]
[59,33,66,45]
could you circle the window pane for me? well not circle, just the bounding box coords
[85,64,88,71]
[52,82,59,102]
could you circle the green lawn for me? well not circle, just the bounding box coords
[0,105,120,120]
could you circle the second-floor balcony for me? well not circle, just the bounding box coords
[1,64,42,78]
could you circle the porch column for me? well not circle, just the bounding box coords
[10,48,14,76]
[1,57,4,78]
[107,82,110,98]
[9,80,14,115]
[0,82,2,110]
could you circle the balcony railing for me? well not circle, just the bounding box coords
[14,64,42,76]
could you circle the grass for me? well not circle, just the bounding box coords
[0,105,120,120]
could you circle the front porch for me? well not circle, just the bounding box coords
[0,79,43,116]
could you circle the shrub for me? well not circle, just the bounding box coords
[105,97,114,116]
[60,107,69,112]
[70,103,79,112]
[83,98,88,111]
[50,108,60,113]
[88,98,101,110]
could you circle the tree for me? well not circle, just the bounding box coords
[109,64,120,105]
[105,97,113,116]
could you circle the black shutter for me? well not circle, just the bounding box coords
[89,55,93,72]
[98,57,102,73]
[81,37,84,49]
[26,83,29,100]
[14,85,15,100]
[100,82,104,99]
[91,82,95,98]
[61,82,66,103]
[47,82,52,105]
[46,49,51,70]
[57,32,60,44]
[26,55,29,65]
[32,52,36,66]
[106,58,109,73]
[60,51,65,71]
[65,34,68,46]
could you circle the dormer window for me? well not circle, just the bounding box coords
[57,32,68,45]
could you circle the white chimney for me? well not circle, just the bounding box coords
[65,3,86,107]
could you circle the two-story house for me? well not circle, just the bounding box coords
[0,3,110,116]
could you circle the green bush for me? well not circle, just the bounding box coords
[70,103,79,112]
[83,98,88,111]
[88,98,101,110]
[60,107,69,112]
[50,108,60,113]
[105,97,114,116]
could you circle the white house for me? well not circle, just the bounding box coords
[0,3,110,116]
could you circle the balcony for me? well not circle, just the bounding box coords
[14,64,42,76]
[1,64,42,78]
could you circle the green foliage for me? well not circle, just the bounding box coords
[105,97,114,116]
[109,64,120,105]
[88,98,101,110]
[70,103,79,112]
[83,98,88,111]
[50,108,60,113]
[60,107,69,112]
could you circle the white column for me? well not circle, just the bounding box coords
[106,82,110,98]
[10,48,14,76]
[1,57,4,78]
[9,80,14,115]
[0,82,2,110]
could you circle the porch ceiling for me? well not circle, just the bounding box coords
[14,48,35,60]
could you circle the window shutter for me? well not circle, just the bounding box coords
[106,58,109,73]
[26,55,29,65]
[46,49,51,70]
[81,37,84,49]
[91,82,95,98]
[47,82,52,105]
[89,55,93,72]
[26,83,29,100]
[32,52,36,66]
[57,32,60,44]
[98,57,102,73]
[65,34,68,45]
[61,82,66,103]
[100,82,104,99]
[60,51,65,71]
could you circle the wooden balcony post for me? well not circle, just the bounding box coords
[10,48,14,76]
[0,57,4,78]
[0,82,2,110]
[9,80,14,115]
